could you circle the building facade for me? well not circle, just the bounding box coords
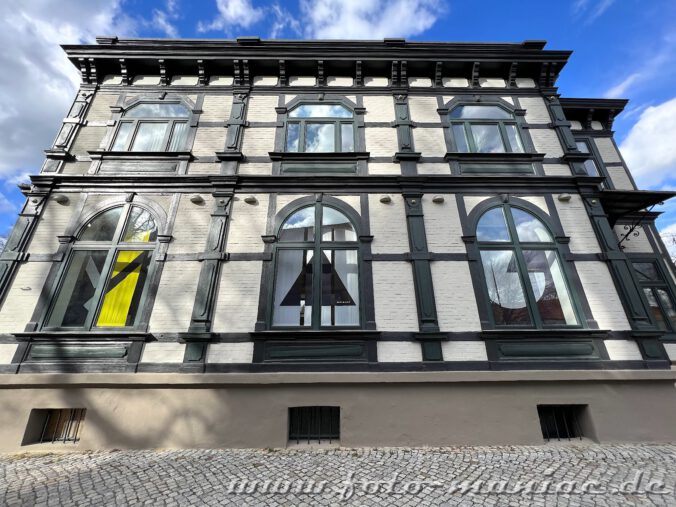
[0,37,675,450]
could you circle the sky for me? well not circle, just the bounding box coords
[0,0,674,255]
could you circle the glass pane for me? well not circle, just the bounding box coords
[273,249,314,326]
[341,123,354,152]
[512,208,553,243]
[452,124,469,152]
[286,123,300,151]
[505,124,524,153]
[125,103,190,118]
[322,207,356,241]
[656,289,676,330]
[46,250,108,327]
[168,122,188,151]
[470,124,505,153]
[583,159,599,176]
[477,207,511,242]
[576,141,590,153]
[111,122,133,151]
[280,207,315,241]
[449,105,512,120]
[523,250,578,326]
[633,262,660,282]
[644,288,667,331]
[321,249,359,326]
[289,104,352,118]
[96,250,151,327]
[480,250,531,326]
[122,207,157,242]
[131,122,168,151]
[80,208,123,241]
[305,123,335,152]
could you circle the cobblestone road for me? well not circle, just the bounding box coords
[2,443,676,506]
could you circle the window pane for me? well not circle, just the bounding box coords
[280,207,315,241]
[273,249,314,326]
[583,159,599,176]
[512,208,553,243]
[131,122,168,151]
[341,123,354,152]
[47,250,108,327]
[470,124,505,153]
[480,250,531,326]
[523,250,578,326]
[122,207,157,243]
[125,103,190,118]
[305,123,335,152]
[449,105,512,120]
[111,122,133,151]
[656,289,676,330]
[321,249,359,326]
[505,124,524,153]
[289,104,352,118]
[322,207,356,241]
[80,208,123,242]
[168,122,188,151]
[452,124,469,152]
[286,123,300,152]
[633,262,660,282]
[96,250,151,327]
[576,141,590,153]
[644,288,668,331]
[477,207,511,242]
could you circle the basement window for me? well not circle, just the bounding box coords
[289,406,340,444]
[537,405,586,441]
[22,409,86,445]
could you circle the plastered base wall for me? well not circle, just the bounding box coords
[2,377,676,451]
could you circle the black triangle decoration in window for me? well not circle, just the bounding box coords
[280,251,355,306]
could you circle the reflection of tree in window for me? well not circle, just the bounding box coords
[285,104,355,153]
[111,102,191,152]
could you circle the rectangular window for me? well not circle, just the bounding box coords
[575,141,600,176]
[470,124,505,153]
[22,409,86,445]
[340,123,354,152]
[633,261,676,332]
[273,249,314,327]
[289,406,340,444]
[452,124,469,152]
[321,249,359,326]
[286,122,300,151]
[167,122,188,151]
[505,124,524,153]
[131,122,168,151]
[523,250,578,326]
[111,122,133,150]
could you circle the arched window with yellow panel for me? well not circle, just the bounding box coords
[43,204,158,329]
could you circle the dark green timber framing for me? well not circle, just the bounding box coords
[392,94,420,175]
[217,91,248,174]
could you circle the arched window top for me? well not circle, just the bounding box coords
[449,104,513,120]
[79,205,158,243]
[289,104,353,118]
[477,206,552,243]
[279,206,316,241]
[279,205,357,242]
[124,102,190,118]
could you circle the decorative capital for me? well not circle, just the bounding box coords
[261,235,277,244]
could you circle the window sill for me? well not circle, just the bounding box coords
[444,152,545,163]
[14,331,151,342]
[252,330,380,340]
[268,151,370,162]
[88,150,193,161]
[480,329,607,340]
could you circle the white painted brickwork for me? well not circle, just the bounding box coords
[188,163,219,175]
[0,344,17,364]
[604,340,642,361]
[480,78,507,88]
[86,93,117,122]
[28,200,75,254]
[206,343,254,363]
[327,77,353,87]
[409,77,432,87]
[441,341,487,361]
[464,195,493,214]
[569,120,583,130]
[140,343,186,363]
[594,138,622,164]
[364,127,398,157]
[373,262,419,331]
[607,166,635,190]
[368,194,409,253]
[519,196,548,213]
[238,163,273,175]
[170,76,198,86]
[168,195,212,254]
[241,128,275,156]
[192,128,226,156]
[334,195,361,215]
[417,163,450,175]
[443,77,469,87]
[276,194,311,212]
[70,126,107,155]
[519,97,551,124]
[664,344,676,363]
[432,262,482,331]
[253,76,278,86]
[212,262,263,333]
[368,163,401,175]
[377,342,422,362]
[200,95,233,122]
[575,261,631,330]
[247,96,279,122]
[0,262,51,333]
[289,76,316,86]
[409,97,441,123]
[132,75,160,86]
[227,195,269,253]
[101,75,122,85]
[614,225,653,253]
[530,129,563,158]
[362,96,395,122]
[515,78,536,88]
[422,195,465,253]
[209,76,234,86]
[60,162,90,175]
[543,164,572,176]
[554,194,601,253]
[146,195,173,215]
[148,261,201,333]
[591,121,604,130]
[364,77,388,87]
[414,128,447,157]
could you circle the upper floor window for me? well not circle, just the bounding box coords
[272,203,360,328]
[285,104,355,153]
[575,140,600,177]
[111,102,191,152]
[476,205,579,327]
[633,261,676,333]
[43,205,157,330]
[449,104,524,153]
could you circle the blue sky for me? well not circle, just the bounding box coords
[0,0,674,253]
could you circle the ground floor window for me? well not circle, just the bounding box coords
[288,406,340,444]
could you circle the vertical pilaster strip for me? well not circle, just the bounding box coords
[391,94,420,176]
[546,95,589,175]
[218,92,249,175]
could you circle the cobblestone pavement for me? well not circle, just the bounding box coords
[2,443,676,506]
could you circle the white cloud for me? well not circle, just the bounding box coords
[299,0,446,39]
[572,0,615,23]
[604,72,641,99]
[619,97,676,189]
[269,3,301,39]
[197,0,264,33]
[150,0,180,38]
[659,223,676,261]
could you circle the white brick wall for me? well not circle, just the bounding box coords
[28,199,75,254]
[368,194,409,253]
[594,137,622,164]
[188,163,219,175]
[422,195,464,253]
[368,163,401,175]
[604,340,642,361]
[170,76,198,86]
[238,163,273,175]
[362,96,395,122]
[334,195,361,215]
[200,95,233,122]
[373,262,419,331]
[0,344,17,364]
[519,97,551,124]
[607,166,635,190]
[414,128,447,157]
[247,96,278,122]
[377,342,422,362]
[464,195,493,214]
[227,195,269,253]
[575,261,631,330]
[132,75,160,86]
[441,341,487,361]
[253,76,278,86]
[515,78,536,88]
[664,343,676,363]
[101,75,122,85]
[0,262,51,333]
[61,162,91,175]
[206,343,254,363]
[530,129,563,157]
[70,126,107,155]
[543,164,571,176]
[417,163,450,175]
[614,225,653,253]
[409,77,432,87]
[554,194,601,253]
[86,93,117,122]
[276,194,311,212]
[148,261,201,333]
[209,76,234,86]
[212,262,262,332]
[327,76,353,87]
[288,76,316,86]
[432,262,482,331]
[192,128,227,156]
[241,128,275,157]
[500,96,514,105]
[168,195,212,254]
[409,97,441,122]
[364,77,388,87]
[519,196,548,214]
[443,77,468,87]
[480,78,507,88]
[140,343,186,363]
[365,127,398,156]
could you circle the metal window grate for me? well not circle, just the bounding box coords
[39,409,86,444]
[537,405,584,441]
[289,406,339,444]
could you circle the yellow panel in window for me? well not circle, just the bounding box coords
[96,250,144,327]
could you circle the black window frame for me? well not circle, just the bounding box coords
[630,256,676,334]
[574,137,612,188]
[448,103,525,154]
[284,102,357,154]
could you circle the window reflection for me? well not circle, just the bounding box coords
[285,103,355,153]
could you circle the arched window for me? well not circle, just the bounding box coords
[43,204,158,329]
[272,203,360,328]
[449,104,524,153]
[285,103,355,153]
[476,205,578,327]
[111,101,191,152]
